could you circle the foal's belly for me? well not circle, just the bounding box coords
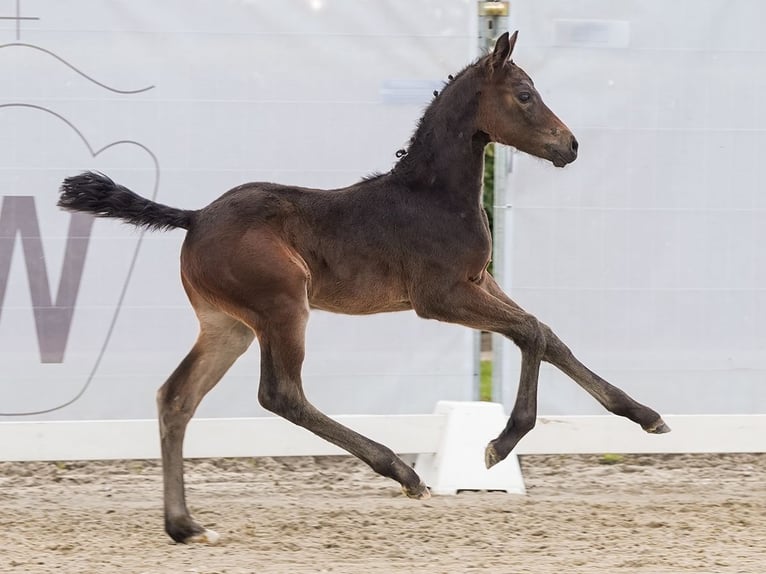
[309,298,412,315]
[307,277,412,315]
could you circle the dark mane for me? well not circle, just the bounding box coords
[391,58,487,185]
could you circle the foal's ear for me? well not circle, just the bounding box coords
[488,30,518,75]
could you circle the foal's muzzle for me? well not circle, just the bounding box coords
[550,134,579,167]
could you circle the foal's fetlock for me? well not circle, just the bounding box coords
[402,480,431,500]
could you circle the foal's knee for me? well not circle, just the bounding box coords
[511,314,547,357]
[539,322,574,364]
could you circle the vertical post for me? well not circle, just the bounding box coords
[478,1,511,405]
[478,1,510,54]
[491,143,511,407]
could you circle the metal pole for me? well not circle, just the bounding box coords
[478,1,509,54]
[478,1,511,405]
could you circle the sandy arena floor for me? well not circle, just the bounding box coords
[1,453,764,573]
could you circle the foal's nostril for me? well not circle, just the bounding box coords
[570,136,579,154]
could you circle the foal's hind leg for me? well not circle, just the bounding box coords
[244,300,429,499]
[157,300,254,544]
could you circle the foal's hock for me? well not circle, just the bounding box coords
[58,32,669,544]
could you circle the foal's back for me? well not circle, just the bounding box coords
[182,176,426,315]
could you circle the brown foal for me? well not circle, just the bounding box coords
[58,32,669,544]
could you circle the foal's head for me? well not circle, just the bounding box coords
[477,31,578,167]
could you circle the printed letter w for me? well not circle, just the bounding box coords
[0,196,93,363]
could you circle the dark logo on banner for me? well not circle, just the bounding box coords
[0,197,94,363]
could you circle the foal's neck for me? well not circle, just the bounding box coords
[392,68,489,205]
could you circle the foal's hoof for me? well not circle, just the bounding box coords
[185,528,220,545]
[485,441,501,470]
[402,481,431,500]
[167,516,221,545]
[644,418,672,434]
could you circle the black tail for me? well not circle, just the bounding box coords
[58,171,195,231]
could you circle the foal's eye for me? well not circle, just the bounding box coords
[518,92,531,103]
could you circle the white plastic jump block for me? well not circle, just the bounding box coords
[414,401,526,495]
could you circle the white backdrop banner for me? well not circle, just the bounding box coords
[496,0,766,415]
[0,0,477,420]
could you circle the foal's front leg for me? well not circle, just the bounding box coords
[412,280,549,466]
[413,275,669,469]
[483,275,670,436]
